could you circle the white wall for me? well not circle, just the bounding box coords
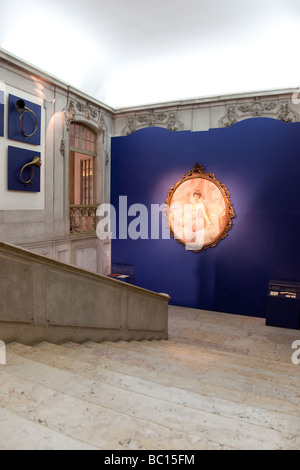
[0,52,114,275]
[0,82,45,210]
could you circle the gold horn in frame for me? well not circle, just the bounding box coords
[15,99,38,138]
[20,156,42,186]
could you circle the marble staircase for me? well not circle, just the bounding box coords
[0,306,300,450]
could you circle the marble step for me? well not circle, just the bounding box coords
[63,341,299,403]
[0,362,211,451]
[103,339,300,381]
[168,312,298,341]
[129,336,296,362]
[31,341,300,418]
[169,331,294,363]
[0,406,98,450]
[2,349,260,450]
[7,342,299,437]
[124,338,295,366]
[168,309,299,362]
[8,342,300,448]
[5,343,300,450]
[8,344,300,444]
[169,325,295,359]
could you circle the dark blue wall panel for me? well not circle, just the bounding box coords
[111,118,300,317]
[8,94,41,145]
[8,146,41,192]
[0,91,4,137]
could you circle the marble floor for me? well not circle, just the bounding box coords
[0,305,299,450]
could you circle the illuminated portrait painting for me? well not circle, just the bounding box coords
[165,163,235,252]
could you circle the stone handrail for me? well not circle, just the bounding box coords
[0,240,169,345]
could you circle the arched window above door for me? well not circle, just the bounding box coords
[69,123,96,155]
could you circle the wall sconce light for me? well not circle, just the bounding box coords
[43,98,56,109]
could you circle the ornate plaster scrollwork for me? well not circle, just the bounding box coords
[220,106,237,127]
[167,113,183,132]
[237,98,277,116]
[76,101,98,121]
[98,114,107,144]
[64,99,107,134]
[278,103,294,123]
[59,139,66,157]
[62,98,109,162]
[124,111,183,135]
[65,100,75,131]
[220,97,298,127]
[125,118,136,135]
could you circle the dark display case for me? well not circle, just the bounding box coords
[108,263,134,284]
[266,280,300,329]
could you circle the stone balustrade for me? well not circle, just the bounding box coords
[0,240,169,344]
[69,205,98,234]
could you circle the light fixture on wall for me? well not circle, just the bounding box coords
[43,98,56,109]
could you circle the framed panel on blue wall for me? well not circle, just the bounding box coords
[8,94,41,145]
[8,146,41,192]
[0,90,4,137]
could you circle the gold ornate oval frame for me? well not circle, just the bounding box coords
[165,163,235,252]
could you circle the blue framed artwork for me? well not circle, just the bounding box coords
[8,146,41,192]
[0,91,4,137]
[8,94,41,145]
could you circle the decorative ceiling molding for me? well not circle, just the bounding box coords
[123,111,183,135]
[219,97,298,127]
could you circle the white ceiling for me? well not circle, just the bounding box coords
[1,0,300,109]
